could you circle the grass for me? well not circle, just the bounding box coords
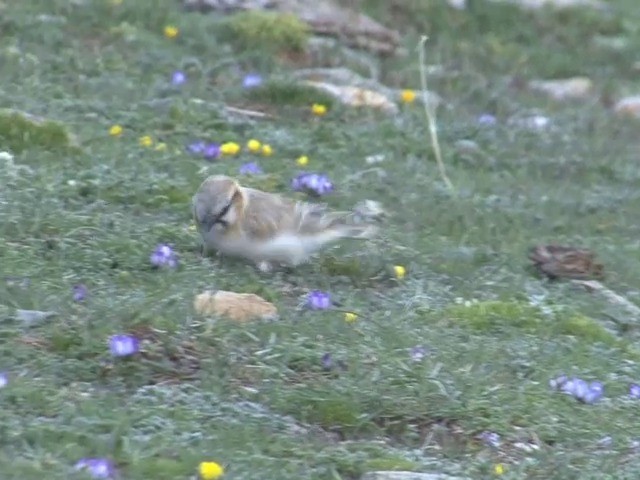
[2,0,640,478]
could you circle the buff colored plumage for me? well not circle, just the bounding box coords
[192,175,377,271]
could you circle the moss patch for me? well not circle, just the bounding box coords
[363,457,420,472]
[246,81,336,109]
[444,300,543,331]
[552,314,618,346]
[222,11,309,53]
[0,109,80,154]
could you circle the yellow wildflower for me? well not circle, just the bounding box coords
[139,135,153,148]
[199,461,224,480]
[261,144,273,156]
[400,89,416,104]
[246,139,261,152]
[109,124,123,137]
[494,464,504,475]
[393,265,406,280]
[311,103,327,116]
[164,25,179,39]
[220,142,241,156]
[154,142,167,151]
[344,312,358,323]
[296,155,309,166]
[188,224,197,232]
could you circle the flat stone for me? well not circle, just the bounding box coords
[361,472,470,480]
[194,290,279,322]
[613,96,640,119]
[528,77,593,101]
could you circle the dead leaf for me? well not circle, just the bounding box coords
[528,245,605,280]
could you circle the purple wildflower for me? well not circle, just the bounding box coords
[479,431,501,448]
[187,141,206,155]
[549,374,568,390]
[307,290,331,310]
[109,334,140,357]
[630,383,640,399]
[551,375,603,404]
[242,73,263,89]
[562,378,590,399]
[291,172,334,196]
[73,284,88,302]
[0,372,8,389]
[239,161,263,176]
[74,458,116,479]
[150,244,178,268]
[171,70,187,86]
[203,142,221,161]
[321,353,333,371]
[477,113,497,126]
[582,387,603,404]
[410,345,427,362]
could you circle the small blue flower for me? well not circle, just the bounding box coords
[553,376,603,404]
[589,381,604,395]
[479,431,501,448]
[0,372,8,389]
[477,113,497,126]
[307,290,331,310]
[321,353,333,370]
[562,377,589,398]
[630,383,640,399]
[203,142,221,161]
[410,345,427,362]
[73,284,88,302]
[291,173,334,196]
[150,244,178,268]
[74,458,116,479]
[242,73,263,89]
[549,374,568,390]
[109,335,140,357]
[582,387,603,404]
[239,161,263,176]
[171,70,187,86]
[187,141,207,155]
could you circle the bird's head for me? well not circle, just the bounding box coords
[192,175,246,234]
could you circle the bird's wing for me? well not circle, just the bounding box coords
[241,189,301,239]
[241,188,347,239]
[295,202,350,235]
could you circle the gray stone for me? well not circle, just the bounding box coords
[361,472,470,480]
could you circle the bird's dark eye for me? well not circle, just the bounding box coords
[211,200,232,228]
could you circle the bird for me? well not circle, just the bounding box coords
[192,175,378,272]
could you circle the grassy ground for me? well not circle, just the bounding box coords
[2,0,640,478]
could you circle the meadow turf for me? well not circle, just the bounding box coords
[2,0,640,478]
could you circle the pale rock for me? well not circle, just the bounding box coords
[528,77,593,101]
[183,0,402,56]
[302,80,398,114]
[194,290,278,322]
[508,113,552,131]
[489,0,608,10]
[447,0,466,8]
[14,309,58,326]
[613,96,640,119]
[361,472,470,480]
[365,154,385,164]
